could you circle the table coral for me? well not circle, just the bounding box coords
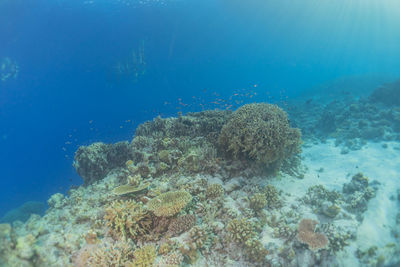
[147,190,192,217]
[297,218,328,251]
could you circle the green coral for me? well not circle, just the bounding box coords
[147,190,192,217]
[218,103,301,173]
[104,200,152,241]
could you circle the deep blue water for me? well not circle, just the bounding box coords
[1,0,400,218]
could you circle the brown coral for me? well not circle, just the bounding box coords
[147,190,192,217]
[167,214,197,236]
[297,218,328,251]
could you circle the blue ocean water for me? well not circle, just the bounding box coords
[1,0,400,219]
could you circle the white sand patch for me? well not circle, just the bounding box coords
[272,140,400,264]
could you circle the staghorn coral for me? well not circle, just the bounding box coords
[297,219,328,251]
[147,190,192,217]
[167,214,197,237]
[218,103,301,173]
[104,200,152,241]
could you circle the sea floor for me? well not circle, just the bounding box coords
[1,139,400,267]
[272,140,400,266]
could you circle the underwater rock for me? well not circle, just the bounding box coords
[47,193,65,209]
[218,103,301,173]
[73,141,132,185]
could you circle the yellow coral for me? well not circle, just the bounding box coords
[129,245,157,267]
[104,200,152,241]
[147,190,192,217]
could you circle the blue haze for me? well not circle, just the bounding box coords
[1,0,400,218]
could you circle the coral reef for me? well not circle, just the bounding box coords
[218,103,301,173]
[1,103,396,267]
[370,79,400,106]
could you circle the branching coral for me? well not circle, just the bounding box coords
[80,240,135,267]
[227,218,256,244]
[297,219,328,251]
[147,190,192,217]
[218,103,301,173]
[249,193,267,212]
[206,184,224,199]
[104,200,152,241]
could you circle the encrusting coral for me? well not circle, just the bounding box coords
[147,190,192,217]
[297,218,328,251]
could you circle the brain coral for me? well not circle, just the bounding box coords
[147,190,192,217]
[218,103,301,172]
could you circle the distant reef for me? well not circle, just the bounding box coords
[0,201,45,224]
[288,79,400,153]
